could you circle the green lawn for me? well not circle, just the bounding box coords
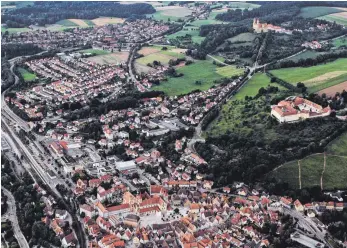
[189,19,224,26]
[216,65,244,78]
[301,154,325,188]
[299,6,344,18]
[326,132,347,156]
[18,67,36,81]
[1,27,31,34]
[270,58,347,92]
[78,49,110,55]
[317,14,347,26]
[147,7,192,22]
[152,60,242,96]
[56,19,78,27]
[324,156,347,190]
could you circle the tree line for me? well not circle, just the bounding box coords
[2,2,156,27]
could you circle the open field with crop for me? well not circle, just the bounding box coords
[228,2,261,9]
[268,132,347,190]
[18,67,36,81]
[166,28,205,44]
[1,27,31,33]
[270,58,347,93]
[152,60,243,96]
[317,82,347,97]
[67,19,90,27]
[79,49,110,55]
[148,6,192,21]
[56,19,78,27]
[299,6,345,18]
[136,46,186,66]
[317,11,347,26]
[85,52,129,65]
[91,17,125,25]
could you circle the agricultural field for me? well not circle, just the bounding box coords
[317,11,347,26]
[56,19,78,27]
[136,46,186,67]
[228,2,261,9]
[166,28,205,44]
[1,27,31,34]
[268,132,347,190]
[299,6,345,18]
[270,58,347,93]
[152,60,243,96]
[18,67,36,81]
[317,81,347,97]
[148,6,192,22]
[79,49,110,55]
[233,73,287,100]
[85,52,129,65]
[91,17,125,26]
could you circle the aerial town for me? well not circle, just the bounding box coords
[1,1,347,248]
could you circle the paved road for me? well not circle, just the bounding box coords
[2,187,30,248]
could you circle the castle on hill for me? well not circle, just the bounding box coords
[253,18,292,34]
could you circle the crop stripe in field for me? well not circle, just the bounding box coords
[298,160,302,189]
[321,152,326,190]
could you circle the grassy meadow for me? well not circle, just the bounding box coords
[299,6,344,18]
[152,61,243,96]
[18,67,36,81]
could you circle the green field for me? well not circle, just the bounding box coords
[166,28,205,44]
[1,27,31,34]
[83,20,95,26]
[332,36,347,48]
[318,13,347,26]
[270,161,300,189]
[78,49,110,55]
[228,2,261,9]
[18,67,36,81]
[189,19,224,27]
[324,156,347,189]
[152,60,243,96]
[56,19,78,27]
[234,73,287,100]
[136,46,185,66]
[269,132,347,190]
[299,6,344,18]
[147,6,192,22]
[270,58,347,93]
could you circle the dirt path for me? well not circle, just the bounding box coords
[321,152,326,190]
[298,160,302,189]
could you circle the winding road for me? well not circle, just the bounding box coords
[2,187,30,248]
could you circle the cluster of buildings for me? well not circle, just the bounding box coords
[7,53,127,121]
[301,40,322,49]
[252,18,293,34]
[2,20,171,51]
[32,184,78,247]
[271,96,331,123]
[92,20,170,51]
[71,174,347,248]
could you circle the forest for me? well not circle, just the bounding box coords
[2,2,156,27]
[215,1,347,23]
[196,93,347,188]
